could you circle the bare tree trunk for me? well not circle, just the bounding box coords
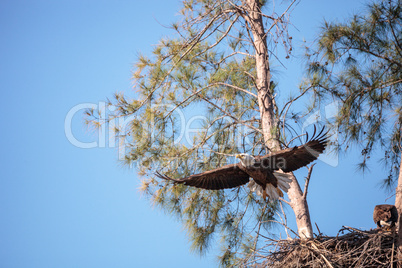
[244,0,313,239]
[395,154,402,267]
[243,0,278,151]
[287,175,313,238]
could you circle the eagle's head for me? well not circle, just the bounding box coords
[373,204,398,229]
[236,153,255,167]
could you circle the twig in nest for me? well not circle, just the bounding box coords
[247,227,397,267]
[310,241,334,268]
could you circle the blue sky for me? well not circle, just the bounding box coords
[0,0,394,267]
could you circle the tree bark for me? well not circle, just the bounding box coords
[244,0,278,151]
[244,0,313,238]
[287,174,313,238]
[395,154,402,267]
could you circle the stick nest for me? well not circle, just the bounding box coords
[257,226,397,268]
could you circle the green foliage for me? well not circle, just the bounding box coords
[87,0,298,266]
[305,0,401,188]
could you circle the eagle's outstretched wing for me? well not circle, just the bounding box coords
[156,163,250,190]
[258,126,328,173]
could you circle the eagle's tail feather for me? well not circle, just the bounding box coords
[276,187,284,197]
[248,179,285,200]
[266,184,279,200]
[249,180,264,197]
[273,171,292,192]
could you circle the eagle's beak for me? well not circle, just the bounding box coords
[235,154,242,159]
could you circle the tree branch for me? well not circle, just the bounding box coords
[214,51,255,66]
[303,164,315,200]
[216,82,257,98]
[279,197,291,206]
[199,95,263,134]
[192,14,240,58]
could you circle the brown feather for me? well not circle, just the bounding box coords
[155,126,328,199]
[373,204,398,227]
[155,163,250,190]
[256,126,328,172]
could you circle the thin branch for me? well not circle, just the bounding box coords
[352,46,401,67]
[285,133,307,148]
[163,84,214,119]
[128,12,229,116]
[303,164,316,200]
[388,15,402,58]
[192,14,240,59]
[279,85,313,118]
[280,86,311,141]
[214,51,255,66]
[195,12,234,44]
[163,80,257,120]
[260,220,300,238]
[309,241,335,268]
[216,82,257,98]
[264,0,298,38]
[279,201,290,239]
[279,197,291,206]
[199,95,263,134]
[175,11,226,65]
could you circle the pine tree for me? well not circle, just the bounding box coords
[87,0,321,265]
[304,0,401,264]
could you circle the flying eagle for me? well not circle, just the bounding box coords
[373,204,398,228]
[156,127,328,200]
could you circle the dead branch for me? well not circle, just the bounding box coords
[246,226,398,268]
[302,164,315,200]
